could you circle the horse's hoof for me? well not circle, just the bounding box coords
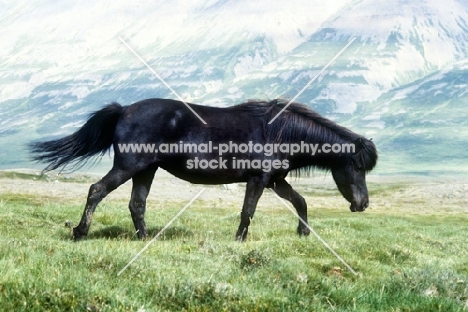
[297,227,310,236]
[235,227,248,242]
[235,236,246,242]
[137,233,149,240]
[72,227,87,241]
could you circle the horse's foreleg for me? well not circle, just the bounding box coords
[128,165,157,239]
[73,168,132,240]
[272,178,310,236]
[235,176,267,242]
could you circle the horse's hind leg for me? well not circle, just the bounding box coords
[235,176,268,242]
[272,178,311,236]
[73,168,133,240]
[128,165,158,239]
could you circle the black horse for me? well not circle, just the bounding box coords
[30,98,377,241]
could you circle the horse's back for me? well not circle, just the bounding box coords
[116,98,266,141]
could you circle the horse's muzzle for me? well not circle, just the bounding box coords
[350,200,369,212]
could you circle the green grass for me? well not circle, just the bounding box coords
[1,178,467,311]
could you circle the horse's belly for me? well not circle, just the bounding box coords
[159,160,247,185]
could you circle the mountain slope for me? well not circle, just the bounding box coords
[355,61,468,174]
[1,0,467,174]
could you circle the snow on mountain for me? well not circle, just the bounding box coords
[1,0,467,173]
[0,0,352,168]
[0,0,352,114]
[352,59,468,174]
[269,0,468,117]
[0,0,349,84]
[322,0,468,85]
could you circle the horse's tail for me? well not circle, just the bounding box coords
[29,103,125,173]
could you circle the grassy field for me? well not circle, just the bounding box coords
[0,171,467,311]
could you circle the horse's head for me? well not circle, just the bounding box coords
[332,164,369,212]
[331,138,377,212]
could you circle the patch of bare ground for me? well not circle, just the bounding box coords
[1,169,467,214]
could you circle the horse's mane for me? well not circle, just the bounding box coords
[229,99,378,173]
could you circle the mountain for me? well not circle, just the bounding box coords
[358,60,468,174]
[0,0,348,168]
[1,0,467,175]
[234,0,468,111]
